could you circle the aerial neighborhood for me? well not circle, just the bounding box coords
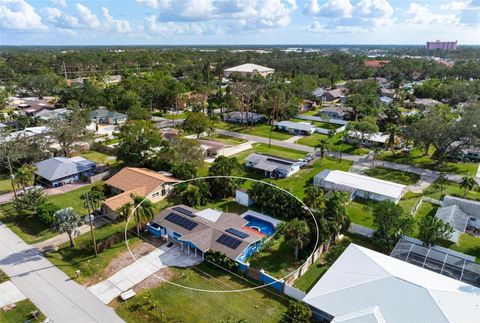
[1,41,480,323]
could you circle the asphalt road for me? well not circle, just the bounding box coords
[0,222,124,323]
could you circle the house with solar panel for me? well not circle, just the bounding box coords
[147,205,280,262]
[245,153,303,178]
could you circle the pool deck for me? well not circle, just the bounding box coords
[240,210,282,227]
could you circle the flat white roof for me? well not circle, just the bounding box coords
[304,244,480,323]
[224,63,274,73]
[348,131,388,143]
[195,208,222,222]
[277,120,315,131]
[315,170,406,200]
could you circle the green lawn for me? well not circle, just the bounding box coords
[202,134,247,145]
[79,151,117,165]
[47,183,100,216]
[298,110,319,117]
[229,143,306,163]
[199,198,249,214]
[248,235,297,279]
[0,203,57,244]
[215,122,293,141]
[293,234,383,292]
[45,220,138,284]
[448,234,480,263]
[297,133,370,155]
[423,179,480,201]
[383,147,478,176]
[346,198,376,228]
[164,112,188,120]
[115,263,289,322]
[412,201,438,236]
[0,174,13,195]
[364,167,421,185]
[0,299,45,323]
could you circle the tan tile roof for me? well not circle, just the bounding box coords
[106,167,179,194]
[103,187,146,212]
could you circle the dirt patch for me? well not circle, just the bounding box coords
[85,237,164,286]
[133,267,174,294]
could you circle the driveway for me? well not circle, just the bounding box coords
[0,280,26,307]
[88,244,200,304]
[0,222,123,323]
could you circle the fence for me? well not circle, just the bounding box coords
[410,196,442,216]
[283,284,306,301]
[348,223,376,237]
[88,170,114,183]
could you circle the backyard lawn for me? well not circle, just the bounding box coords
[296,133,370,155]
[163,112,188,120]
[364,167,421,185]
[346,198,375,229]
[248,236,297,279]
[229,143,306,163]
[45,220,138,284]
[383,147,478,176]
[448,234,480,263]
[79,151,117,165]
[0,174,13,194]
[114,263,289,322]
[202,133,247,145]
[47,183,100,216]
[215,122,293,141]
[0,299,45,323]
[423,179,480,201]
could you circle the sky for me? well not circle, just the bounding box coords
[0,0,479,45]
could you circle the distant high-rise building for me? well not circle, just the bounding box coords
[426,40,458,50]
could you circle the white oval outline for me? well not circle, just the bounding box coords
[124,175,319,293]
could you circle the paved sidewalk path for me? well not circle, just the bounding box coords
[0,280,26,307]
[283,135,304,143]
[88,244,200,304]
[0,222,124,323]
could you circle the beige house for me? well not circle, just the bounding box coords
[102,167,179,219]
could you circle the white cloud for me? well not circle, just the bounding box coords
[0,0,46,30]
[75,3,99,29]
[43,7,79,28]
[102,7,131,33]
[356,0,393,26]
[406,2,459,25]
[440,0,470,11]
[304,0,353,17]
[50,0,66,7]
[144,15,212,35]
[458,0,480,26]
[135,0,171,9]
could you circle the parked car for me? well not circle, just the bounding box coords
[404,145,413,153]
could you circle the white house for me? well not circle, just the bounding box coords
[314,169,406,203]
[223,63,274,78]
[276,120,316,135]
[346,131,389,147]
[303,244,480,322]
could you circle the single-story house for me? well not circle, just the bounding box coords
[380,87,395,98]
[89,107,127,125]
[346,131,389,147]
[322,88,347,102]
[299,100,316,112]
[460,145,480,161]
[35,108,70,121]
[375,77,389,86]
[303,243,480,322]
[312,87,325,99]
[0,126,49,144]
[35,156,96,187]
[148,205,266,261]
[160,127,180,141]
[380,96,394,104]
[223,63,274,78]
[16,98,56,117]
[435,195,480,242]
[317,106,352,120]
[223,111,265,124]
[413,98,442,110]
[245,153,302,178]
[197,139,231,157]
[364,60,390,68]
[276,120,315,135]
[314,169,406,203]
[102,167,180,219]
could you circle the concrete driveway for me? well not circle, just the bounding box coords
[88,244,200,304]
[0,280,26,307]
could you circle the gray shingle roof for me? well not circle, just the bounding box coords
[88,108,127,120]
[35,157,95,181]
[442,195,480,219]
[435,205,469,232]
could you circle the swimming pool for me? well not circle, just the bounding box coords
[243,215,276,236]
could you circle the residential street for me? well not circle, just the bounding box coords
[0,222,124,323]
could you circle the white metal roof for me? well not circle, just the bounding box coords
[315,170,405,200]
[224,63,274,73]
[277,120,316,132]
[348,131,389,144]
[304,244,480,323]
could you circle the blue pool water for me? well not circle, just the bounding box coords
[243,215,276,236]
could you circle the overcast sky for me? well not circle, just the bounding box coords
[1,0,479,45]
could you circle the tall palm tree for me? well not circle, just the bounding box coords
[14,164,36,191]
[303,186,325,210]
[316,138,330,159]
[371,148,384,167]
[459,176,477,197]
[52,207,82,248]
[278,219,311,261]
[116,202,133,221]
[131,194,155,236]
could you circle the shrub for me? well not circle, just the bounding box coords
[37,202,61,225]
[285,300,312,322]
[204,250,239,272]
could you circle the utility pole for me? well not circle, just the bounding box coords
[6,155,17,199]
[62,61,68,80]
[85,193,98,257]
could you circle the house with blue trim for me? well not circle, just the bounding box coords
[34,156,96,187]
[148,205,275,262]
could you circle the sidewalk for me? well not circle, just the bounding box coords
[0,222,124,323]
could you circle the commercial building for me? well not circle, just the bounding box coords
[314,169,406,203]
[426,40,458,50]
[223,63,274,78]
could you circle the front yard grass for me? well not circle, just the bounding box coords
[163,112,188,120]
[114,263,289,322]
[229,143,306,163]
[364,166,421,185]
[47,183,100,216]
[45,220,138,284]
[296,133,370,155]
[79,151,117,165]
[0,174,13,195]
[202,133,247,145]
[0,299,45,323]
[216,122,293,141]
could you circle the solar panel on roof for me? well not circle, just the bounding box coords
[266,157,294,166]
[172,206,195,217]
[165,213,198,231]
[225,228,249,239]
[216,234,242,249]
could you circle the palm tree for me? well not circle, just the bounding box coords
[52,207,82,248]
[278,219,311,261]
[324,192,351,236]
[316,138,330,159]
[303,186,325,210]
[116,202,133,221]
[14,164,36,191]
[386,124,400,152]
[371,148,384,167]
[459,176,477,197]
[131,194,155,236]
